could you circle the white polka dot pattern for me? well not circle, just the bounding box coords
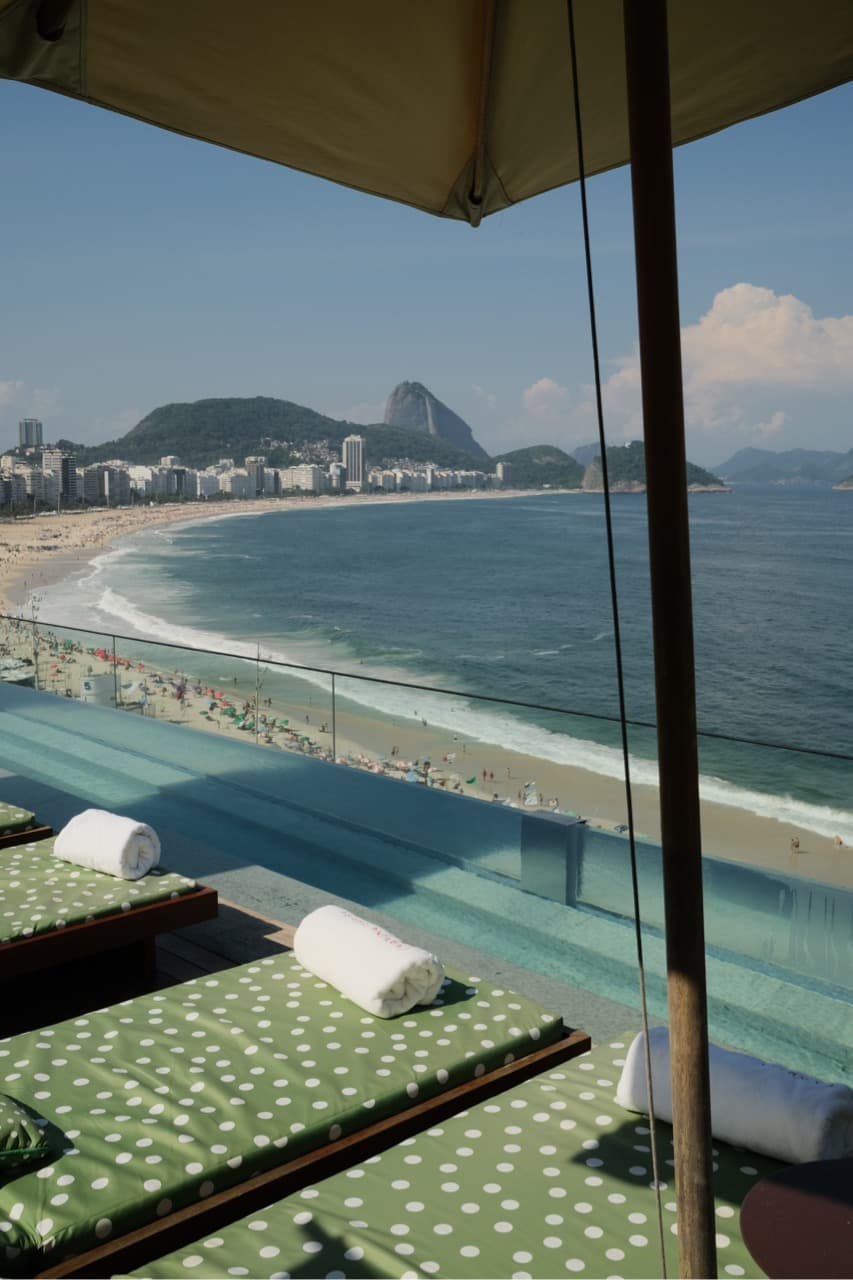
[0,955,559,1274]
[131,1039,783,1279]
[0,802,36,836]
[0,839,198,944]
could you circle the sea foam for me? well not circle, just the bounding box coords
[29,522,853,847]
[35,576,853,846]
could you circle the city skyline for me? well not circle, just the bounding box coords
[1,79,852,465]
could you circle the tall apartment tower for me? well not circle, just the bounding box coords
[18,418,43,448]
[244,455,267,497]
[42,448,78,502]
[342,434,365,491]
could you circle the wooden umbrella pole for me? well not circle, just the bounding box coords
[622,2,717,1276]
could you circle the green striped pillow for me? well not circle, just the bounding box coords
[0,1094,60,1170]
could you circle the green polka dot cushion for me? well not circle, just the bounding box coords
[0,803,36,837]
[0,954,560,1274]
[130,1038,784,1280]
[0,1095,62,1171]
[0,838,198,944]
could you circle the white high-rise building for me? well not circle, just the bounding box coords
[42,448,78,502]
[328,461,346,491]
[342,434,365,491]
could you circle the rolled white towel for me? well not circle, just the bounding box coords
[294,905,445,1018]
[616,1025,853,1165]
[53,809,161,881]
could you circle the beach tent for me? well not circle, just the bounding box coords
[3,3,852,1274]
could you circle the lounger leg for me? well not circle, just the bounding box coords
[140,936,157,982]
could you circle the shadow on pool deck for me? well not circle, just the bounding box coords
[0,682,639,1041]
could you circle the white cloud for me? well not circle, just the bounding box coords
[567,284,853,450]
[752,410,786,439]
[517,374,637,450]
[521,377,571,421]
[0,380,25,411]
[0,380,63,440]
[683,284,853,395]
[471,383,497,411]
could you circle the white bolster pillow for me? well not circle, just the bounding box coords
[616,1025,853,1165]
[294,905,445,1018]
[53,809,161,881]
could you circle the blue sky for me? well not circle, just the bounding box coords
[1,78,852,465]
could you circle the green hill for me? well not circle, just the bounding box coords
[492,445,584,488]
[355,424,487,470]
[583,440,724,489]
[59,397,488,471]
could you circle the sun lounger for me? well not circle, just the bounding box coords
[126,1036,785,1280]
[0,952,588,1277]
[0,800,52,850]
[0,836,217,979]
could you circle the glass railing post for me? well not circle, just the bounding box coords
[255,644,261,745]
[331,672,336,760]
[112,635,120,707]
[31,615,38,690]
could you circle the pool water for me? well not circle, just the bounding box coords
[1,680,850,1083]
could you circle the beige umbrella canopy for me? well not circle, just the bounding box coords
[2,0,852,224]
[3,4,853,1277]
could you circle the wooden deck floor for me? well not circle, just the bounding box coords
[6,901,296,1037]
[156,898,296,982]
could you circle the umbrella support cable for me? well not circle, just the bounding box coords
[565,3,667,1275]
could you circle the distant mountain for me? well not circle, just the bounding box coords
[582,441,725,491]
[492,445,584,489]
[384,381,489,461]
[51,396,487,472]
[714,446,853,485]
[569,442,602,468]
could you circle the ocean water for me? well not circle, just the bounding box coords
[35,488,853,839]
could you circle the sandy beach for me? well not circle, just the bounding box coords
[1,495,851,890]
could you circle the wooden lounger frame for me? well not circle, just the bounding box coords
[0,884,219,979]
[0,823,53,850]
[40,1008,590,1276]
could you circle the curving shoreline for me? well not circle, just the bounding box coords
[0,489,558,616]
[1,492,850,886]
